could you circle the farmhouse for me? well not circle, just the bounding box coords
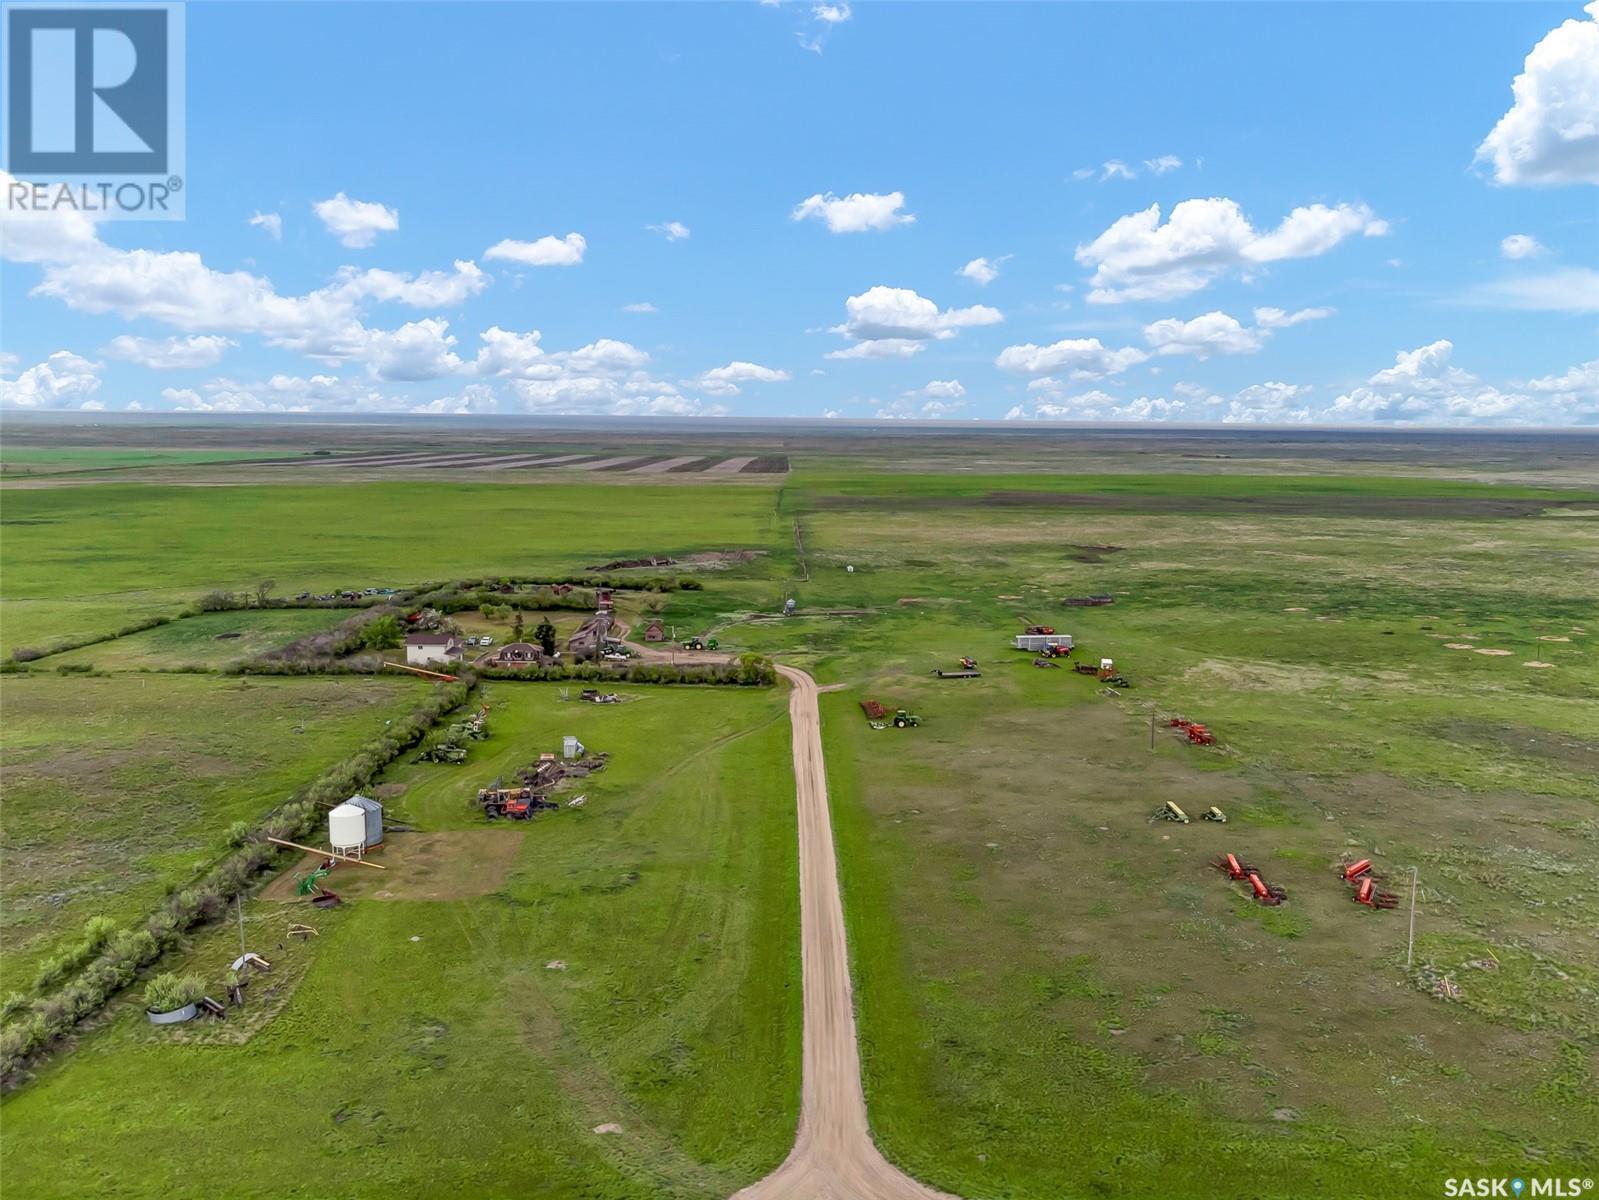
[567,612,613,661]
[405,632,463,666]
[475,641,546,668]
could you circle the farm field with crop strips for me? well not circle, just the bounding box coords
[0,683,801,1199]
[723,481,1598,1198]
[0,447,288,476]
[0,674,427,984]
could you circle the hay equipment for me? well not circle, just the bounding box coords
[860,699,889,721]
[1169,717,1216,746]
[1038,642,1073,659]
[1341,859,1374,883]
[1211,852,1252,880]
[1352,877,1399,909]
[1155,801,1190,824]
[479,785,559,820]
[1203,805,1228,823]
[1247,871,1288,906]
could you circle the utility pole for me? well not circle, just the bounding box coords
[1150,707,1156,751]
[1405,866,1419,969]
[236,894,247,958]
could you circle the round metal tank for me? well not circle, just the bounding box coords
[328,802,367,853]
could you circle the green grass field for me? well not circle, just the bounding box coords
[36,609,351,670]
[0,674,426,984]
[2,429,1596,1198]
[0,683,801,1199]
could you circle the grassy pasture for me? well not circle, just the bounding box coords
[36,609,351,670]
[714,491,1598,1197]
[0,674,424,983]
[2,443,1596,1197]
[0,683,801,1199]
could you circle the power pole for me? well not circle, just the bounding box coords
[1149,707,1156,751]
[1405,866,1419,969]
[236,894,247,958]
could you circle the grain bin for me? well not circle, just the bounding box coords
[346,794,383,848]
[329,803,367,856]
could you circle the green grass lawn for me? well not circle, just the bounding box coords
[0,683,801,1199]
[0,674,426,983]
[36,609,352,670]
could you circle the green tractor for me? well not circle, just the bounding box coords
[682,636,720,651]
[893,708,921,729]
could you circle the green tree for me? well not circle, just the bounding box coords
[533,618,556,657]
[359,615,402,650]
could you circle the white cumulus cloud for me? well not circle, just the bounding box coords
[831,286,1002,352]
[1076,197,1387,303]
[0,350,101,409]
[1500,233,1548,259]
[995,337,1148,379]
[957,255,1009,286]
[483,233,586,267]
[1475,2,1599,186]
[792,191,914,233]
[695,361,792,396]
[101,334,235,369]
[1143,311,1264,358]
[248,211,283,240]
[312,193,399,248]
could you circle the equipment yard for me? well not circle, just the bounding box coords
[1,422,1596,1199]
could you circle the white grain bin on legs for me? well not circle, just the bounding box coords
[329,802,368,858]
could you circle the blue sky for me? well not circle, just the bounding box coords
[2,0,1596,424]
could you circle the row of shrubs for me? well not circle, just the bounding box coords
[7,613,177,665]
[0,679,474,1088]
[476,655,775,687]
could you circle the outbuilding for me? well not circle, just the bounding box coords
[329,794,383,857]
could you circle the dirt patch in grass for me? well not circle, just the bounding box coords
[1065,543,1125,563]
[261,831,524,902]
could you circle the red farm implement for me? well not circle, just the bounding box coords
[1246,871,1289,906]
[1352,877,1399,909]
[1169,717,1217,746]
[1211,852,1254,881]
